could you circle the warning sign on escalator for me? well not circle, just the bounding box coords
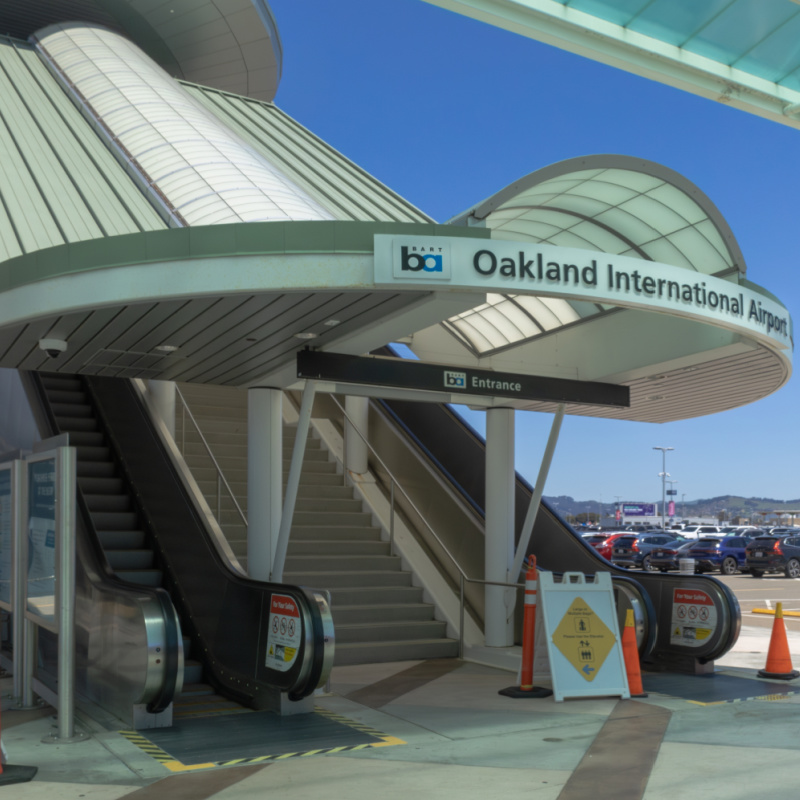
[670,588,717,647]
[266,594,301,672]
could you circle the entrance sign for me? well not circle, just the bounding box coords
[539,571,629,701]
[670,587,717,647]
[297,350,629,408]
[622,502,655,517]
[266,593,302,672]
[374,234,792,350]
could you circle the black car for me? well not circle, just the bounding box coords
[648,540,696,572]
[611,533,685,570]
[745,535,800,578]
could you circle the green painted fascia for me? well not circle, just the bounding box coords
[0,221,491,292]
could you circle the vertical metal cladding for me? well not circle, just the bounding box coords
[34,23,335,226]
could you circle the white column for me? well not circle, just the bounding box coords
[485,407,515,647]
[247,387,283,581]
[148,380,175,439]
[344,395,369,475]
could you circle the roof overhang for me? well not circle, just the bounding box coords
[0,220,790,422]
[420,0,800,130]
[0,0,282,101]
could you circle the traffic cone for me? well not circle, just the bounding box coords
[758,603,799,680]
[499,556,552,699]
[621,608,647,698]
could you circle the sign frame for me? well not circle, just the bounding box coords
[539,571,630,702]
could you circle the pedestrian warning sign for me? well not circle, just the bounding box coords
[669,588,717,647]
[552,597,616,682]
[539,571,630,701]
[266,593,302,672]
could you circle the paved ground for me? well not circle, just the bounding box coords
[2,611,800,800]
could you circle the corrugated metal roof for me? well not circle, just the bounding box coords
[0,37,167,263]
[184,83,434,224]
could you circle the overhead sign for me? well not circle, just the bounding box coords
[622,503,655,517]
[539,571,629,701]
[373,234,792,350]
[297,350,629,408]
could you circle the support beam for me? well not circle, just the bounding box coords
[272,381,316,583]
[344,395,369,475]
[247,387,283,581]
[509,403,565,584]
[485,407,515,647]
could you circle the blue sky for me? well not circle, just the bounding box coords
[268,0,800,506]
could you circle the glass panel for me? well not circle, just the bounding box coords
[0,466,11,608]
[27,457,56,625]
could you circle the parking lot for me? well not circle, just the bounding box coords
[704,572,800,632]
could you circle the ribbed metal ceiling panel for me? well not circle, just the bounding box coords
[185,84,433,224]
[0,37,166,262]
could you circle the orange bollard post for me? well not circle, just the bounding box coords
[758,602,799,680]
[621,608,647,698]
[499,556,552,699]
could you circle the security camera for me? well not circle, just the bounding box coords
[39,338,67,359]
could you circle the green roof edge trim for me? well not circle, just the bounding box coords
[0,221,490,293]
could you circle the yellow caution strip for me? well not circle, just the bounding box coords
[688,692,797,706]
[119,707,405,773]
[751,608,800,617]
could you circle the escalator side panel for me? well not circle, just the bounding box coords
[86,376,328,704]
[378,397,741,666]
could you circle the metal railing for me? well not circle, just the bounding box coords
[175,385,248,529]
[333,396,523,658]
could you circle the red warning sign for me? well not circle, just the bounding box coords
[266,594,302,672]
[670,588,716,647]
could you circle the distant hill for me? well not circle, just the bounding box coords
[544,494,800,521]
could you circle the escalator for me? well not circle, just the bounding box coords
[365,394,740,670]
[22,372,333,726]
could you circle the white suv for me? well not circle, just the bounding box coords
[681,525,724,540]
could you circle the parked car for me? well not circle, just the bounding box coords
[680,524,724,539]
[745,535,800,578]
[595,532,631,561]
[648,540,697,572]
[611,533,684,570]
[682,536,750,575]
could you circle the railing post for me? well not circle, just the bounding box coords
[389,481,395,550]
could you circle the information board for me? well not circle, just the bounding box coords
[539,571,630,702]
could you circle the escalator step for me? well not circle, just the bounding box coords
[60,431,104,447]
[105,549,154,570]
[41,375,82,391]
[83,494,131,513]
[50,402,92,418]
[114,569,162,587]
[78,477,124,494]
[97,530,146,549]
[55,416,98,433]
[92,511,139,530]
[77,462,115,478]
[76,445,112,461]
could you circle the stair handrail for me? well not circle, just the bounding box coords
[330,395,524,657]
[174,385,248,528]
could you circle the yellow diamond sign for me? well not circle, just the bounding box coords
[552,597,616,682]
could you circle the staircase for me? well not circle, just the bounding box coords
[38,373,241,716]
[176,383,459,665]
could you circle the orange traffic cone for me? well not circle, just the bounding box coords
[758,603,799,680]
[621,608,647,698]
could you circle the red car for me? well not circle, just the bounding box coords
[594,533,629,561]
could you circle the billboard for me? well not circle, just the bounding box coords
[622,502,655,517]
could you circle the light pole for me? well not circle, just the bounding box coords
[681,493,686,519]
[653,446,674,531]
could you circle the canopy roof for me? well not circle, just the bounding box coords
[422,0,800,129]
[0,0,282,101]
[443,155,746,356]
